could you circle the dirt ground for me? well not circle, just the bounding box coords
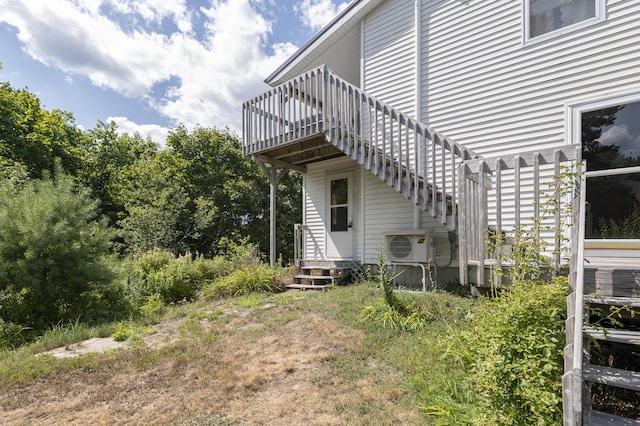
[0,296,423,425]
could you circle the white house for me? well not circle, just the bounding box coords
[243,1,640,423]
[244,0,639,283]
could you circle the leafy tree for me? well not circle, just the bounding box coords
[0,168,116,329]
[166,125,301,261]
[166,125,260,252]
[0,81,85,177]
[79,120,158,226]
[115,150,195,255]
[272,171,302,263]
[0,157,29,188]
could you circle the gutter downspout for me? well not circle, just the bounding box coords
[413,0,422,230]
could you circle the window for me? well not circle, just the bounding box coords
[525,0,604,42]
[330,178,349,232]
[581,101,640,239]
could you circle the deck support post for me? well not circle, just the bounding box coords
[258,161,289,266]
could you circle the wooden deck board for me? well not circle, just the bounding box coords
[583,365,640,392]
[586,410,640,425]
[585,327,640,346]
[585,296,640,308]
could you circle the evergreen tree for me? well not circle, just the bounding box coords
[0,168,116,329]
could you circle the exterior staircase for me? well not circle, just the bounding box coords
[242,65,640,422]
[563,175,640,425]
[242,65,476,232]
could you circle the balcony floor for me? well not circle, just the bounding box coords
[251,132,345,171]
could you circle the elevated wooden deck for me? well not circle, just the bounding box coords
[243,65,475,233]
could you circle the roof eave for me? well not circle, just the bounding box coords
[264,0,383,86]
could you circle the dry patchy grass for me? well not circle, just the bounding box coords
[0,287,425,425]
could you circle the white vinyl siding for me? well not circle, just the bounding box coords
[304,157,452,265]
[362,0,416,117]
[421,0,640,157]
[362,0,420,177]
[418,0,640,238]
[362,171,450,264]
[302,167,326,261]
[303,158,358,261]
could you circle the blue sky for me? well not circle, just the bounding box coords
[0,0,348,145]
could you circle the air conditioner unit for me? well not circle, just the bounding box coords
[383,229,433,263]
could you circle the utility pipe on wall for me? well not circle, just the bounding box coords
[414,0,422,230]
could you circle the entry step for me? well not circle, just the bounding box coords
[583,365,640,392]
[585,296,640,308]
[285,283,332,291]
[585,410,640,425]
[585,327,640,346]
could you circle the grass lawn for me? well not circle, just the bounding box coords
[0,283,475,425]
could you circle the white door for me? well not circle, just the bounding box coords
[326,172,354,259]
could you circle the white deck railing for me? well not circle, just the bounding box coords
[243,65,476,228]
[458,145,582,286]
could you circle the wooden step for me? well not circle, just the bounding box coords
[285,283,331,291]
[301,266,348,275]
[583,365,640,392]
[585,327,640,346]
[585,296,640,308]
[585,410,640,425]
[584,267,640,298]
[294,274,335,281]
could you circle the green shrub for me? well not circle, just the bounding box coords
[142,255,199,303]
[218,237,261,268]
[200,255,235,279]
[0,169,115,329]
[456,278,568,425]
[203,263,281,298]
[132,249,175,277]
[111,321,153,342]
[0,320,24,350]
[139,294,165,319]
[125,250,235,306]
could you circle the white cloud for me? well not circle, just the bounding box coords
[294,0,349,33]
[600,124,640,156]
[600,124,632,145]
[0,0,298,133]
[102,0,194,33]
[108,116,170,146]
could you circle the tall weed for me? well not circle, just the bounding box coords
[0,320,24,350]
[454,278,568,425]
[125,250,235,305]
[360,244,431,331]
[203,263,282,298]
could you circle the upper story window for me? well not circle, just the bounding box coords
[525,0,605,42]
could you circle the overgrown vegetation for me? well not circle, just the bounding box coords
[359,245,431,331]
[0,76,301,346]
[435,166,577,425]
[0,167,118,330]
[202,263,283,298]
[455,279,567,424]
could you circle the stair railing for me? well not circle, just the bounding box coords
[458,146,581,286]
[293,223,308,267]
[243,65,477,228]
[562,167,586,425]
